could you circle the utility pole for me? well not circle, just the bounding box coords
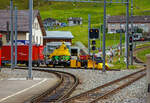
[10,0,14,69]
[88,14,91,55]
[28,0,33,79]
[14,7,18,67]
[125,0,129,69]
[99,22,101,50]
[6,21,10,44]
[130,0,133,65]
[120,19,122,56]
[102,0,106,72]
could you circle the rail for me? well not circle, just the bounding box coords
[61,68,146,103]
[61,45,149,103]
[12,67,79,103]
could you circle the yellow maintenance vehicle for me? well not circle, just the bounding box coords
[47,42,71,67]
[46,42,109,69]
[70,55,110,70]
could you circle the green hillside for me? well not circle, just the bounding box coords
[0,0,150,47]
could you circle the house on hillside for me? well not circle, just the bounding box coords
[0,10,46,45]
[43,31,74,54]
[43,18,60,30]
[107,16,150,34]
[67,17,82,26]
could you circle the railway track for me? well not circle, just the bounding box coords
[60,45,149,103]
[12,67,79,103]
[3,44,149,103]
[61,68,146,103]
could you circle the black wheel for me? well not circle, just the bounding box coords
[64,63,68,68]
[84,65,87,69]
[37,63,39,67]
[53,64,55,68]
[25,62,28,66]
[32,64,35,67]
[2,63,5,66]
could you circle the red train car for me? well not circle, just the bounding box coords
[1,45,44,66]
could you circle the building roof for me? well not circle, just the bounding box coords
[0,10,46,36]
[44,31,74,39]
[107,16,150,23]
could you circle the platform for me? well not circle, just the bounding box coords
[0,78,59,103]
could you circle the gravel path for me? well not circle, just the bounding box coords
[0,68,56,79]
[46,68,146,103]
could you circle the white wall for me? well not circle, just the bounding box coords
[26,17,43,45]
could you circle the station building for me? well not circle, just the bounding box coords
[0,10,46,45]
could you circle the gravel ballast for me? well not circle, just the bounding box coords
[46,68,147,103]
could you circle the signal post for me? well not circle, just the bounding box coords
[129,35,133,65]
[89,28,99,69]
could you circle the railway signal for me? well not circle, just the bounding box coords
[129,36,133,51]
[91,39,96,51]
[92,46,96,51]
[92,40,96,45]
[89,29,99,39]
[129,35,133,65]
[91,39,96,69]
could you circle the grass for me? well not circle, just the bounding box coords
[38,0,150,47]
[136,48,150,62]
[0,0,149,47]
[136,42,150,49]
[52,24,125,47]
[111,42,150,69]
[110,56,137,70]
